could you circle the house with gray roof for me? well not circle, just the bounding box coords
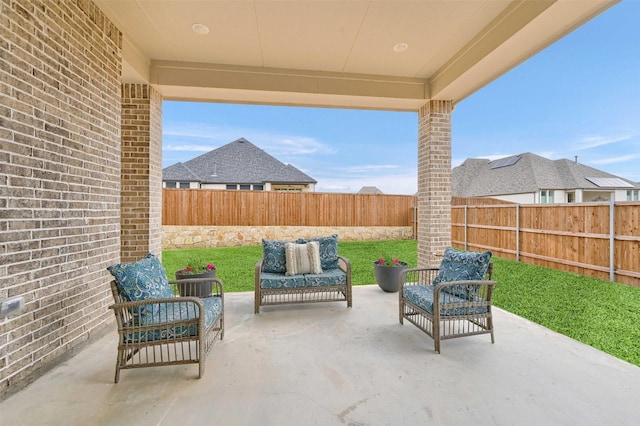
[453,152,639,204]
[162,138,317,191]
[358,186,384,194]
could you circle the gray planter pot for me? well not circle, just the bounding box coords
[373,261,408,293]
[175,270,216,297]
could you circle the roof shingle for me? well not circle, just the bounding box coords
[162,138,316,185]
[453,152,637,197]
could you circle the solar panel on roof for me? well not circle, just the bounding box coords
[585,177,633,188]
[490,155,521,170]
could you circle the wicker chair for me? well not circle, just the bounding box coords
[399,249,496,353]
[108,255,224,382]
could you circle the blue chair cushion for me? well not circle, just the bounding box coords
[304,268,346,287]
[260,272,305,289]
[107,253,174,320]
[125,296,223,342]
[403,285,488,316]
[433,248,492,298]
[262,239,288,273]
[297,234,340,270]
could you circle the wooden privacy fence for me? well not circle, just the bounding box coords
[452,201,640,287]
[163,190,639,286]
[163,189,416,227]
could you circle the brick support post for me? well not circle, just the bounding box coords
[417,100,453,267]
[120,84,163,262]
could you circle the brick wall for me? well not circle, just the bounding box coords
[0,0,121,396]
[417,100,452,267]
[120,84,163,263]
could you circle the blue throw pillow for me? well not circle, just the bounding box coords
[433,248,492,298]
[262,239,288,273]
[107,253,174,320]
[297,234,340,270]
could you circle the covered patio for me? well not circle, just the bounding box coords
[1,0,629,409]
[2,285,638,425]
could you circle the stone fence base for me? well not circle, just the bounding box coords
[163,226,414,249]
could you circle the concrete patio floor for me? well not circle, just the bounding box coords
[2,285,639,425]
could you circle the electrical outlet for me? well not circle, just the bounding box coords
[1,297,25,318]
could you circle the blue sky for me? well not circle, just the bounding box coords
[162,1,639,195]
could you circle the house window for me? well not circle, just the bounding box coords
[165,182,177,188]
[541,190,554,204]
[272,184,303,192]
[227,184,264,190]
[627,190,639,201]
[179,182,190,188]
[567,192,575,203]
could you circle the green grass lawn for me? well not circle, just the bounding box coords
[163,240,640,367]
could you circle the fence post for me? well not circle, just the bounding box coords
[516,204,520,262]
[464,205,468,250]
[610,201,615,282]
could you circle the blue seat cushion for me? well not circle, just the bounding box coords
[260,272,305,289]
[297,234,340,270]
[304,268,346,287]
[433,248,492,298]
[107,253,174,320]
[403,285,488,316]
[125,296,222,342]
[260,268,346,289]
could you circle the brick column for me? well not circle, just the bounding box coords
[120,84,164,262]
[417,100,453,267]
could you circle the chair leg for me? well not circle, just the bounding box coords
[488,315,495,343]
[219,314,224,340]
[199,360,205,379]
[114,363,120,383]
[433,320,441,353]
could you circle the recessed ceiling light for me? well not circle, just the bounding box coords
[192,23,210,35]
[393,43,409,53]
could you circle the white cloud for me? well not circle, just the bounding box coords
[267,137,335,156]
[590,153,640,165]
[575,135,631,150]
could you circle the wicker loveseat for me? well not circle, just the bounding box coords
[107,253,224,382]
[255,235,352,313]
[399,248,496,353]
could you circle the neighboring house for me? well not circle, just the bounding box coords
[453,152,639,204]
[162,138,317,192]
[358,186,384,194]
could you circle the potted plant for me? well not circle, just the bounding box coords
[373,257,409,293]
[174,257,216,297]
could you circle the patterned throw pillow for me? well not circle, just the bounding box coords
[297,234,340,270]
[107,253,174,320]
[262,239,288,273]
[433,247,492,298]
[285,242,323,276]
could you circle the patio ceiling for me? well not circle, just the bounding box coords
[95,0,618,111]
